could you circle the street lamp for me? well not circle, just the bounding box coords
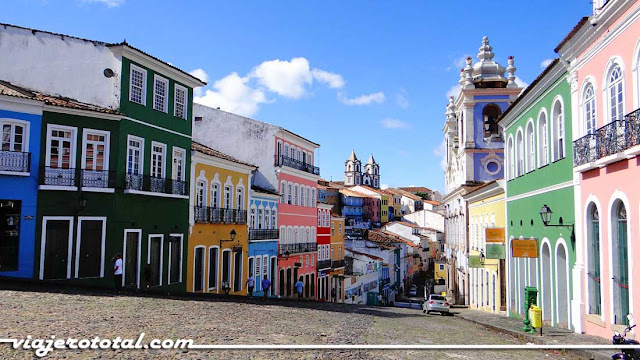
[539,204,575,246]
[479,250,486,265]
[220,229,237,246]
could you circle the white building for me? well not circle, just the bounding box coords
[344,151,380,188]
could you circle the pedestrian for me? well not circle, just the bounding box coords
[144,264,153,290]
[377,293,383,306]
[295,277,304,300]
[222,280,231,295]
[113,253,123,294]
[246,273,255,299]
[331,287,337,303]
[261,275,271,300]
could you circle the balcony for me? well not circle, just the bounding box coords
[278,242,318,256]
[318,259,331,270]
[0,150,30,174]
[331,259,346,269]
[40,167,116,189]
[274,155,320,176]
[249,228,279,240]
[126,173,188,196]
[573,108,640,169]
[194,206,247,224]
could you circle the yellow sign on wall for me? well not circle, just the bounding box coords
[485,228,505,243]
[512,239,538,258]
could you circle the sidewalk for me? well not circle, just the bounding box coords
[455,308,612,360]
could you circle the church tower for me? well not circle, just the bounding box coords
[344,150,362,186]
[363,154,380,189]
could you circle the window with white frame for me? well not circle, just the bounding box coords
[507,137,514,180]
[126,136,143,175]
[294,184,299,206]
[280,181,286,203]
[236,187,244,211]
[153,75,169,113]
[338,222,342,235]
[583,83,597,135]
[250,206,256,229]
[301,188,305,208]
[265,208,271,229]
[271,209,276,229]
[287,183,292,204]
[168,235,182,284]
[172,148,185,181]
[174,85,188,119]
[258,207,264,229]
[318,211,322,227]
[552,100,564,160]
[306,187,310,207]
[211,182,220,208]
[47,125,76,170]
[129,65,147,105]
[150,142,166,178]
[516,130,523,177]
[82,130,109,174]
[224,185,232,209]
[331,223,335,235]
[608,65,624,122]
[196,180,206,207]
[311,189,315,206]
[208,247,218,290]
[525,122,534,172]
[537,112,548,167]
[1,120,28,152]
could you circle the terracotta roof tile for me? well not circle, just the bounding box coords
[554,16,590,53]
[191,141,257,168]
[345,248,383,261]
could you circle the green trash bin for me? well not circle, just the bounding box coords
[522,286,538,333]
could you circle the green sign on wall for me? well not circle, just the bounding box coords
[486,244,506,259]
[469,256,483,268]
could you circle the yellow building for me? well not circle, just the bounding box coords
[434,260,447,284]
[384,188,403,219]
[187,142,257,295]
[463,180,506,314]
[380,193,390,224]
[328,215,346,302]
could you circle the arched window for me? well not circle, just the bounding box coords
[294,184,299,206]
[608,65,624,122]
[525,121,535,172]
[196,180,206,207]
[537,111,549,167]
[552,100,565,161]
[583,83,597,135]
[587,203,601,315]
[483,104,502,138]
[211,181,220,208]
[516,130,524,177]
[301,187,306,208]
[280,181,286,204]
[507,136,514,179]
[612,201,629,325]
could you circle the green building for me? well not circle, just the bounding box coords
[25,29,205,292]
[499,59,575,330]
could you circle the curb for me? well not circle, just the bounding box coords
[456,313,611,360]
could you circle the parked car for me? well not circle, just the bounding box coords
[423,294,450,315]
[408,285,417,297]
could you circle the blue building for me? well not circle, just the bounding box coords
[339,189,367,229]
[248,185,279,297]
[0,82,44,278]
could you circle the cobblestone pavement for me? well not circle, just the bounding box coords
[0,288,582,359]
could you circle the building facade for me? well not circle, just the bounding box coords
[248,185,279,298]
[316,202,333,300]
[329,214,346,303]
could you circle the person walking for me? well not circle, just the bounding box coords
[246,273,255,299]
[295,277,304,300]
[113,254,123,294]
[261,275,271,300]
[331,287,337,303]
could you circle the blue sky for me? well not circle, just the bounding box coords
[2,0,591,192]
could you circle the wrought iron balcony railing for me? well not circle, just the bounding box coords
[317,259,331,270]
[0,150,30,173]
[331,259,346,269]
[40,167,116,188]
[126,173,187,196]
[249,229,279,240]
[573,108,640,167]
[40,166,76,186]
[80,169,116,188]
[278,242,318,256]
[194,206,247,224]
[274,155,320,176]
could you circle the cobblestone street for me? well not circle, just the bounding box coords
[0,288,581,359]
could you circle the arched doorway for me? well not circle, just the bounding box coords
[541,242,552,322]
[556,242,569,328]
[612,201,630,325]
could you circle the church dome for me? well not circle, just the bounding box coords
[472,36,508,88]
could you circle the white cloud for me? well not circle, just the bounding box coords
[311,68,345,89]
[381,118,410,129]
[82,0,124,7]
[396,89,409,109]
[189,68,209,83]
[515,76,529,89]
[381,184,390,190]
[194,72,269,117]
[446,55,471,71]
[540,58,554,69]
[250,57,313,99]
[338,91,385,106]
[446,84,461,99]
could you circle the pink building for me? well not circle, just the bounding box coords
[559,0,640,337]
[276,134,320,299]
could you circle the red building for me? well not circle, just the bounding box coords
[316,203,333,300]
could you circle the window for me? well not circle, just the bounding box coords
[301,188,306,207]
[129,65,147,105]
[150,142,166,178]
[287,183,292,204]
[126,136,143,175]
[250,206,256,228]
[1,121,27,152]
[81,130,110,187]
[236,187,244,211]
[537,112,548,167]
[271,210,276,229]
[75,217,106,278]
[515,130,523,177]
[153,75,169,112]
[196,181,206,207]
[306,188,310,207]
[318,211,322,227]
[172,148,185,181]
[525,122,534,172]
[280,181,286,203]
[265,208,271,229]
[221,250,231,289]
[311,189,316,206]
[46,125,76,170]
[174,85,188,119]
[507,137,514,179]
[608,65,624,122]
[583,83,597,135]
[211,182,220,208]
[613,201,629,325]
[483,104,502,138]
[338,223,342,235]
[258,207,264,229]
[294,184,299,206]
[168,235,182,284]
[208,247,218,290]
[148,235,163,286]
[224,186,232,209]
[331,223,335,235]
[587,203,601,315]
[552,100,565,161]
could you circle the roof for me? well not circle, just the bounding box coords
[0,23,206,87]
[251,185,280,196]
[554,17,590,53]
[380,230,419,248]
[386,221,420,229]
[352,185,387,196]
[398,186,432,194]
[368,230,418,248]
[345,248,383,261]
[281,128,320,148]
[339,189,365,198]
[497,59,561,124]
[393,188,422,201]
[0,80,121,115]
[424,200,442,206]
[191,141,257,168]
[347,150,358,162]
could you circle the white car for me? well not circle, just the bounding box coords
[423,294,451,315]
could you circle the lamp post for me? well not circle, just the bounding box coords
[539,204,575,246]
[219,229,237,246]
